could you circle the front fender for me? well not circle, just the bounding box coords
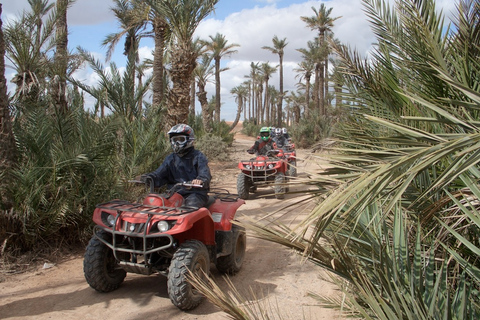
[167,207,215,245]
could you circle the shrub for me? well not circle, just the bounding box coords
[290,111,337,148]
[241,119,262,137]
[195,133,230,161]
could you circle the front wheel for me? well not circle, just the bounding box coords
[274,173,286,199]
[167,240,210,310]
[287,160,297,177]
[216,225,246,275]
[237,172,250,200]
[83,231,126,292]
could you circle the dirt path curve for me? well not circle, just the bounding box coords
[0,124,342,320]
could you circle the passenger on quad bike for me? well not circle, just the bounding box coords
[282,127,290,141]
[140,124,211,208]
[273,127,288,149]
[247,126,275,156]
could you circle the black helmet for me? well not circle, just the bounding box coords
[168,124,195,156]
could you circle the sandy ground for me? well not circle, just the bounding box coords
[0,124,343,320]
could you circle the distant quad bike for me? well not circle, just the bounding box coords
[83,180,246,311]
[237,149,288,200]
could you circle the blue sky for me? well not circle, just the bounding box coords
[2,0,456,120]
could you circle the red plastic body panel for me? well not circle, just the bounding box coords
[238,154,288,173]
[208,198,245,231]
[92,192,244,247]
[143,193,183,207]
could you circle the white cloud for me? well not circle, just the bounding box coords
[194,0,374,120]
[3,0,456,121]
[2,0,114,25]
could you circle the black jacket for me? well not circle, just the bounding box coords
[273,135,288,149]
[147,148,211,196]
[248,138,274,156]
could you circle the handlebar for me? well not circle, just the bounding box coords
[128,178,203,193]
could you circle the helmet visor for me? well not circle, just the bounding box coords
[260,132,270,138]
[170,135,187,144]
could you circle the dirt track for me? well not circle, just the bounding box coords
[0,126,342,320]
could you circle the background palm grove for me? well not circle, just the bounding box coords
[0,0,479,318]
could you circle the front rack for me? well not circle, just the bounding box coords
[96,199,197,217]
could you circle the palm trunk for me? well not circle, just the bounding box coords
[197,83,211,132]
[229,98,242,131]
[53,0,68,113]
[277,53,284,127]
[214,56,221,122]
[152,17,166,110]
[166,45,196,130]
[264,79,269,123]
[324,57,329,110]
[0,4,17,208]
[319,61,325,115]
[190,77,196,117]
[305,73,311,117]
[314,63,320,112]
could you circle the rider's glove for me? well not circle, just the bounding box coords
[140,174,150,183]
[247,149,255,154]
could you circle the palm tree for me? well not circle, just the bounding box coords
[103,0,151,105]
[297,40,322,114]
[294,59,314,117]
[29,0,55,50]
[131,0,170,111]
[5,0,55,104]
[259,62,277,124]
[262,35,288,127]
[0,4,17,209]
[191,0,480,318]
[52,0,69,113]
[194,54,214,132]
[151,14,169,110]
[229,84,248,131]
[148,0,218,130]
[301,4,341,115]
[202,33,239,122]
[244,62,260,123]
[189,38,208,118]
[74,49,151,121]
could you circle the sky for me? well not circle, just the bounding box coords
[2,0,457,121]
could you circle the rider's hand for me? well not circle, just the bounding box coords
[139,174,149,183]
[191,179,203,186]
[247,149,254,154]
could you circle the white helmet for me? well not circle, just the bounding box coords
[167,124,195,156]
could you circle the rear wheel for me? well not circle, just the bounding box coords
[237,173,250,200]
[167,240,210,310]
[274,173,286,199]
[216,225,246,275]
[84,231,126,292]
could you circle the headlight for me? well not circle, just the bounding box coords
[157,221,170,232]
[101,211,116,227]
[107,214,116,226]
[245,165,251,169]
[268,164,274,169]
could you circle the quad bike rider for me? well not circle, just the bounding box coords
[83,124,246,311]
[274,128,297,178]
[237,127,288,200]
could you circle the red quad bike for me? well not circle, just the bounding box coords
[237,149,288,200]
[83,179,246,311]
